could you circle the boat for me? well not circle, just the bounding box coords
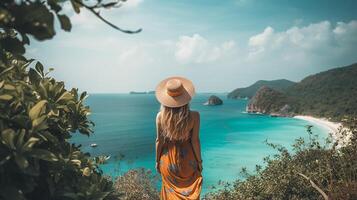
[90,143,98,147]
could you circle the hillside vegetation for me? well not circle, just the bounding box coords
[246,86,293,115]
[228,79,295,99]
[247,63,357,120]
[0,0,140,199]
[205,119,357,200]
[286,63,357,119]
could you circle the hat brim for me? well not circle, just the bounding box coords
[155,77,195,108]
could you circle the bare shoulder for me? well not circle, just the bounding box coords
[190,111,200,121]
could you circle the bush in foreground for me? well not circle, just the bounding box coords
[205,119,357,200]
[109,168,160,200]
[0,43,115,199]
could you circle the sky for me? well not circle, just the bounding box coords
[27,0,357,93]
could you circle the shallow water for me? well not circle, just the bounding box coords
[71,94,329,193]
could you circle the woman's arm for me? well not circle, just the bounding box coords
[191,111,203,171]
[155,112,163,173]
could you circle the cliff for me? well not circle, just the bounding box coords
[246,86,293,116]
[228,79,295,99]
[247,63,357,120]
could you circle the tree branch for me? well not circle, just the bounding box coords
[298,173,330,200]
[73,0,142,34]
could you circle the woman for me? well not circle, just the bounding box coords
[155,77,203,200]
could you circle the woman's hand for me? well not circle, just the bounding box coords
[156,162,161,174]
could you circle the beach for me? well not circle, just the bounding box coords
[294,115,341,133]
[294,115,343,138]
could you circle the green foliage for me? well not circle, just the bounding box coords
[0,0,141,55]
[287,63,357,120]
[0,31,114,199]
[0,1,142,199]
[228,79,296,99]
[110,168,160,200]
[246,63,357,120]
[247,86,293,115]
[205,119,357,200]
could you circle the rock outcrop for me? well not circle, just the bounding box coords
[204,95,223,106]
[246,86,293,117]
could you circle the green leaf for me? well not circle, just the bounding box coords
[38,81,48,98]
[3,84,15,90]
[28,68,41,84]
[16,130,26,149]
[70,0,81,13]
[58,14,72,31]
[32,115,47,129]
[21,33,30,45]
[0,80,4,88]
[30,149,58,162]
[48,0,62,13]
[0,66,15,76]
[35,62,44,77]
[29,100,47,120]
[80,91,88,101]
[15,155,29,169]
[56,91,72,103]
[0,94,13,101]
[22,137,40,151]
[41,132,59,145]
[1,129,16,149]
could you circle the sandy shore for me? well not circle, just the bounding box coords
[293,115,342,134]
[294,115,353,146]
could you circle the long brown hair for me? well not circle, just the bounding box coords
[159,104,192,141]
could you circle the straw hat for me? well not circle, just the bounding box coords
[155,76,195,108]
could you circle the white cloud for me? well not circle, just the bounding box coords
[247,20,357,63]
[248,26,274,55]
[116,44,156,67]
[175,34,235,63]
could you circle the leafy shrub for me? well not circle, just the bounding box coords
[1,1,140,199]
[110,168,160,200]
[0,35,115,199]
[205,119,357,200]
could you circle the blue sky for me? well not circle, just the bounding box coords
[28,0,357,93]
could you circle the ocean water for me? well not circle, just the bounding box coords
[71,94,330,193]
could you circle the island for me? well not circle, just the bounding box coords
[129,91,155,94]
[204,95,223,106]
[245,63,357,121]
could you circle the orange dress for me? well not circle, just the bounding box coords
[159,139,203,200]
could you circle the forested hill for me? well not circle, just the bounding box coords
[247,63,357,120]
[228,79,296,99]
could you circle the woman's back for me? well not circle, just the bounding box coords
[158,111,203,199]
[155,77,202,200]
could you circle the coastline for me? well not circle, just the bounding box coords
[293,115,342,136]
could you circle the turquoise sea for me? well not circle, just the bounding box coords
[71,94,329,193]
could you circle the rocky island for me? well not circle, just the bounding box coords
[204,95,223,106]
[246,86,293,117]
